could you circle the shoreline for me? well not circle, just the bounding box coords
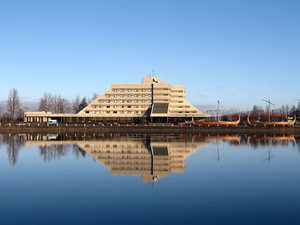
[1,125,300,135]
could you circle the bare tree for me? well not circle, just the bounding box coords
[72,95,81,113]
[53,95,59,113]
[290,105,297,116]
[88,92,99,104]
[250,105,259,119]
[285,104,289,118]
[57,97,71,113]
[39,93,54,112]
[279,105,289,120]
[17,108,25,121]
[7,88,20,119]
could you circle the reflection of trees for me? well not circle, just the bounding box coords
[249,137,296,149]
[73,145,86,158]
[0,135,4,148]
[1,134,24,165]
[39,145,71,161]
[39,144,86,161]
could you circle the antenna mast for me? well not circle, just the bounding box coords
[217,100,220,121]
[263,99,275,122]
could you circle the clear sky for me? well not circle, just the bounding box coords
[0,0,299,111]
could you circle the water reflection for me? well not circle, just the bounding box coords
[22,134,210,182]
[0,134,24,165]
[0,133,299,181]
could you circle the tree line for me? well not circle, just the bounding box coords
[38,92,98,113]
[0,88,98,122]
[210,103,300,122]
[248,104,300,121]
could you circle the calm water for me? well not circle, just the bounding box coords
[0,133,300,225]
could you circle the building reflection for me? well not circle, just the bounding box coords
[23,134,210,182]
[0,133,299,179]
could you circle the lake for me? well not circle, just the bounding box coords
[0,133,299,225]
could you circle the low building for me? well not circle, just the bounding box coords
[24,77,210,123]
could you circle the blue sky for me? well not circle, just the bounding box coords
[0,0,299,111]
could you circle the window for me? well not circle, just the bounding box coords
[113,111,117,114]
[164,94,168,96]
[120,100,124,103]
[178,91,183,93]
[142,106,146,108]
[179,101,183,103]
[142,94,146,97]
[134,105,138,108]
[128,111,132,114]
[142,100,146,103]
[100,111,104,114]
[106,106,110,108]
[134,89,138,92]
[164,88,168,90]
[135,111,139,114]
[113,100,118,103]
[113,89,117,92]
[120,95,124,97]
[106,111,110,114]
[113,95,117,98]
[134,95,139,97]
[148,95,152,97]
[128,106,132,108]
[148,89,152,92]
[106,100,110,103]
[148,100,152,103]
[179,96,183,98]
[134,100,138,103]
[120,111,124,114]
[128,95,131,97]
[128,89,132,92]
[127,100,132,103]
[142,89,146,92]
[113,105,117,108]
[99,100,103,103]
[120,105,124,108]
[100,105,104,108]
[120,89,124,92]
[85,111,89,114]
[106,95,110,98]
[92,105,96,108]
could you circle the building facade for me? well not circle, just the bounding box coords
[24,77,209,123]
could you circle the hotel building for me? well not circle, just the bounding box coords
[24,77,209,123]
